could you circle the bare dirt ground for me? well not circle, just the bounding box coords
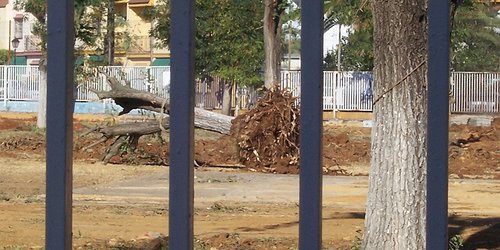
[0,112,499,249]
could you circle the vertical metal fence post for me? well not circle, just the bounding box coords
[427,1,450,249]
[4,66,9,105]
[169,0,195,249]
[299,0,324,249]
[45,0,75,249]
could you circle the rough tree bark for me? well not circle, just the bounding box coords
[363,0,429,248]
[104,0,115,65]
[84,76,234,163]
[92,76,233,133]
[263,0,284,88]
[221,80,233,115]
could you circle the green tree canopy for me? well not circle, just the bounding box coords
[323,0,500,72]
[14,0,104,51]
[323,0,373,71]
[151,0,264,86]
[324,27,373,71]
[451,0,500,71]
[0,50,10,65]
[324,0,371,30]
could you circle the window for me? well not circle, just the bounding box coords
[14,14,24,39]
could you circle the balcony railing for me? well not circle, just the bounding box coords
[23,35,42,52]
[115,35,159,54]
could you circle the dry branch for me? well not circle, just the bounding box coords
[85,75,233,163]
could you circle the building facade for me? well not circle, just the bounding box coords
[0,0,41,65]
[0,0,170,66]
[114,0,170,66]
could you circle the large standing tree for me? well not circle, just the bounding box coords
[362,0,429,248]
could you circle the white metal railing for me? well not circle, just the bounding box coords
[75,66,171,101]
[281,71,499,113]
[450,72,500,113]
[1,65,499,114]
[0,65,41,102]
[280,71,373,111]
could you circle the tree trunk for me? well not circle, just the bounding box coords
[91,76,233,134]
[104,0,115,65]
[37,57,47,128]
[221,80,232,115]
[263,0,283,88]
[85,77,234,163]
[363,1,428,249]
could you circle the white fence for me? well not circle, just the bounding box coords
[74,66,171,101]
[281,71,374,111]
[1,65,499,114]
[281,70,499,113]
[450,72,500,113]
[0,66,41,101]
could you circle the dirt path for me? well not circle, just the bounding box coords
[72,168,500,216]
[0,114,498,249]
[0,159,499,249]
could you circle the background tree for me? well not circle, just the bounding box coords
[15,0,104,128]
[0,50,11,65]
[323,0,373,71]
[152,0,264,115]
[323,0,499,72]
[451,0,500,71]
[323,27,373,71]
[263,0,287,88]
[281,3,301,70]
[323,0,371,31]
[104,0,115,65]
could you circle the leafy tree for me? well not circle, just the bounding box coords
[323,0,500,72]
[323,0,373,71]
[0,50,11,65]
[15,0,104,128]
[281,4,301,69]
[151,0,264,114]
[15,0,102,51]
[104,0,115,65]
[323,27,373,71]
[324,0,371,30]
[451,0,500,71]
[152,0,263,84]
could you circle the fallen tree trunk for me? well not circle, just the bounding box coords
[84,76,233,163]
[92,76,233,134]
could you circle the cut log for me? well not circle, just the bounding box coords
[85,75,234,163]
[91,76,233,134]
[93,76,170,115]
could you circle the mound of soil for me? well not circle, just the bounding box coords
[230,87,300,173]
[0,114,498,179]
[448,121,500,178]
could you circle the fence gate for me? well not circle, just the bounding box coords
[45,0,450,249]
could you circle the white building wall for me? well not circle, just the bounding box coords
[0,1,37,53]
[0,0,15,50]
